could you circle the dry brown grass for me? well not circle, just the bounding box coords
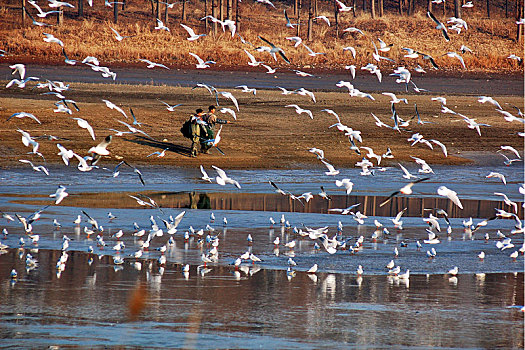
[0,0,523,74]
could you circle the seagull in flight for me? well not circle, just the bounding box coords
[336,0,353,12]
[212,165,241,189]
[110,27,135,41]
[380,178,430,207]
[255,0,276,8]
[285,104,313,119]
[292,69,314,77]
[258,36,291,64]
[9,64,25,80]
[498,145,521,159]
[8,112,41,124]
[243,49,263,66]
[382,92,408,104]
[158,100,183,111]
[200,165,213,182]
[180,23,206,40]
[219,107,237,120]
[427,11,450,41]
[437,186,463,209]
[19,159,49,176]
[486,172,506,185]
[477,96,502,110]
[43,32,64,47]
[285,36,303,48]
[217,91,239,111]
[102,99,128,118]
[57,144,74,165]
[73,117,96,140]
[147,148,168,158]
[138,58,169,69]
[398,163,418,179]
[284,9,299,28]
[261,64,276,74]
[314,15,331,26]
[343,46,356,58]
[302,43,326,57]
[189,52,216,69]
[443,52,466,69]
[155,18,170,31]
[236,85,256,95]
[320,159,340,176]
[499,153,522,166]
[89,135,112,156]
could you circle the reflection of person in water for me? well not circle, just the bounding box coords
[189,191,211,210]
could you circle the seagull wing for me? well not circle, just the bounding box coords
[212,165,228,180]
[189,52,204,65]
[180,23,196,36]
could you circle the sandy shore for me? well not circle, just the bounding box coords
[0,79,523,170]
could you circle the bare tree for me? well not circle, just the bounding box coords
[296,0,301,36]
[212,0,218,34]
[227,0,231,19]
[204,0,209,28]
[378,0,383,16]
[57,8,63,25]
[371,0,375,17]
[307,0,313,40]
[113,1,118,23]
[22,0,26,24]
[454,0,461,17]
[334,0,339,36]
[518,0,524,41]
[235,0,241,32]
[182,0,186,21]
[78,0,83,18]
[149,0,155,15]
[486,0,490,18]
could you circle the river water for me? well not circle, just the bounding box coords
[0,163,523,348]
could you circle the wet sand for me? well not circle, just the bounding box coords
[0,78,523,170]
[0,65,523,95]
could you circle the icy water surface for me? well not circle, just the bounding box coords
[0,164,523,348]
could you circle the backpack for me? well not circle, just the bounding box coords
[180,117,193,139]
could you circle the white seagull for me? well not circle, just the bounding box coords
[437,186,463,209]
[285,104,313,119]
[212,165,241,189]
[72,117,96,140]
[180,23,206,41]
[7,112,41,124]
[102,99,128,118]
[50,185,69,204]
[138,58,170,69]
[155,18,170,31]
[189,52,216,69]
